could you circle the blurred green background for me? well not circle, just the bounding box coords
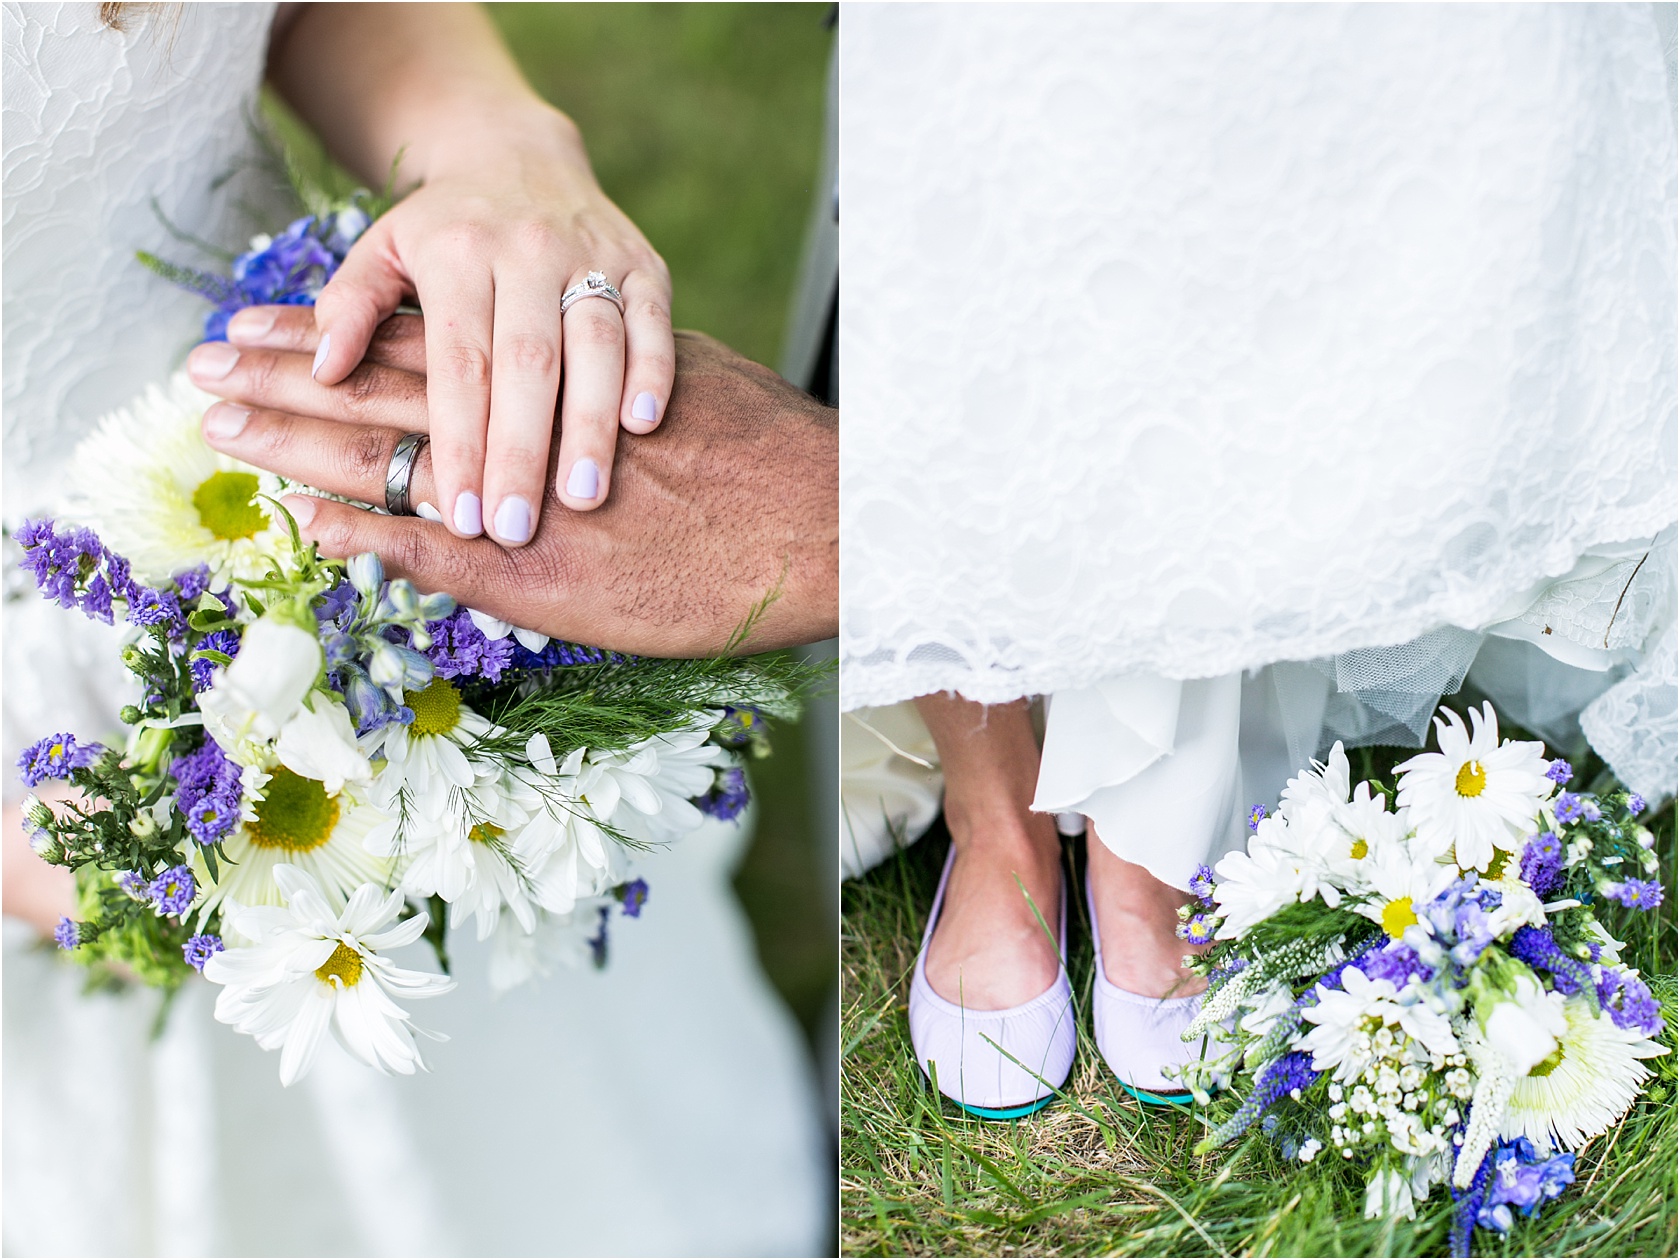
[489,2,835,1047]
[272,2,837,1050]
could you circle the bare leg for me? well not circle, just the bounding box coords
[1086,824,1207,998]
[915,693,1062,1010]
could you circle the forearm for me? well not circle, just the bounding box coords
[266,2,584,188]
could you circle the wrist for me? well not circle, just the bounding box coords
[409,98,590,184]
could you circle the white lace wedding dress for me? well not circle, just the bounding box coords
[839,3,1677,882]
[2,5,827,1253]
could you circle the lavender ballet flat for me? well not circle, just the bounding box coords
[909,846,1077,1119]
[1085,873,1205,1106]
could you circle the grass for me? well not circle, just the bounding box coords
[842,720,1678,1256]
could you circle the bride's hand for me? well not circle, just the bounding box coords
[240,3,675,548]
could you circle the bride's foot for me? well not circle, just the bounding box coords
[1087,825,1207,999]
[916,695,1063,1009]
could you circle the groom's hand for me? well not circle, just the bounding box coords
[191,312,836,656]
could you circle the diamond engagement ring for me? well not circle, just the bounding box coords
[560,270,625,317]
[385,432,428,516]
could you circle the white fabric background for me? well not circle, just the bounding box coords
[840,2,1677,710]
[1,4,827,1253]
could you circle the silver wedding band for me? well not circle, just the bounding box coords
[385,432,428,516]
[560,270,625,317]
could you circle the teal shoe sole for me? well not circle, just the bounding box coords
[1116,1080,1196,1108]
[955,1095,1055,1120]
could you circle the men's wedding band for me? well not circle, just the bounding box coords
[385,432,428,516]
[560,270,625,316]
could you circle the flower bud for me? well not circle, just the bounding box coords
[347,552,384,598]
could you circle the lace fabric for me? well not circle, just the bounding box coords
[839,4,1677,715]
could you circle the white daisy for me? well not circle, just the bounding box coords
[1211,814,1318,937]
[1352,838,1461,942]
[68,372,290,585]
[1296,966,1460,1082]
[509,744,623,916]
[1499,994,1668,1152]
[1394,703,1553,873]
[582,716,730,844]
[204,865,454,1085]
[194,766,395,924]
[486,898,613,993]
[367,677,502,818]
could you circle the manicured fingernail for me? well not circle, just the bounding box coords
[453,491,482,536]
[227,307,276,341]
[204,403,250,440]
[281,495,317,526]
[565,458,599,501]
[631,391,658,424]
[311,331,332,380]
[415,501,444,523]
[188,341,240,380]
[493,495,532,544]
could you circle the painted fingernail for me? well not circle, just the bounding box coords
[565,458,600,501]
[188,341,240,381]
[227,307,276,341]
[311,331,332,380]
[453,491,483,536]
[281,495,317,526]
[631,391,659,424]
[493,495,532,545]
[203,403,250,440]
[415,501,444,523]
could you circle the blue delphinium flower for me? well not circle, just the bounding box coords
[618,878,650,918]
[1188,864,1217,901]
[693,765,751,822]
[199,210,369,341]
[1544,759,1573,786]
[149,865,196,917]
[183,933,225,972]
[1247,804,1267,832]
[1596,969,1664,1036]
[17,733,104,788]
[1476,1138,1575,1236]
[1627,793,1646,817]
[1518,831,1565,898]
[53,917,80,950]
[171,739,244,846]
[1604,878,1664,911]
[190,627,242,692]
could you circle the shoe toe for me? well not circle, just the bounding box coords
[909,969,1077,1113]
[1092,983,1203,1097]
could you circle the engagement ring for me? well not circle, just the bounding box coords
[560,269,625,316]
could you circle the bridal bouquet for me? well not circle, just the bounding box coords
[16,198,809,1086]
[1180,703,1669,1256]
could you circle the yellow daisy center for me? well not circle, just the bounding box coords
[405,679,462,737]
[192,470,267,541]
[1455,760,1488,798]
[469,822,504,845]
[1381,897,1418,940]
[1484,849,1510,881]
[246,768,339,852]
[315,941,364,988]
[1350,838,1369,860]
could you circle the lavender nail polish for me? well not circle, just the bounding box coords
[311,332,332,380]
[204,403,250,440]
[565,458,600,501]
[453,491,483,536]
[189,342,240,380]
[494,496,532,544]
[631,391,659,424]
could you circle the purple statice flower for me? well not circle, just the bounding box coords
[1247,804,1267,832]
[1545,759,1573,786]
[588,904,611,969]
[1518,831,1565,898]
[173,564,212,603]
[128,586,186,639]
[422,607,516,683]
[618,878,649,918]
[53,917,80,950]
[171,739,244,846]
[1360,943,1435,990]
[16,518,137,623]
[183,933,225,972]
[693,765,751,823]
[1553,792,1587,825]
[1596,969,1664,1036]
[190,628,241,692]
[1177,912,1218,947]
[1188,864,1217,901]
[149,865,196,917]
[1508,925,1592,997]
[17,733,104,788]
[1604,878,1664,911]
[1627,793,1646,817]
[1209,1051,1318,1144]
[198,212,365,341]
